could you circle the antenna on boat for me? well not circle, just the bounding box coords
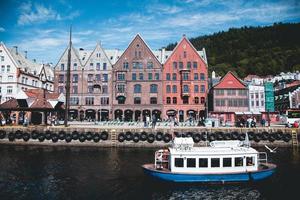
[243,132,250,148]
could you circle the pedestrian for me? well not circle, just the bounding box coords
[152,114,157,129]
[146,115,150,127]
[261,118,266,127]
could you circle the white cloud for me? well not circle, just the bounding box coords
[0,27,5,32]
[17,2,80,25]
[147,4,182,14]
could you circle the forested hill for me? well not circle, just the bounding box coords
[165,23,300,78]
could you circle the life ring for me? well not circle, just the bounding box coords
[163,133,172,143]
[31,130,39,139]
[72,131,79,140]
[156,132,163,141]
[0,130,6,139]
[93,134,100,142]
[15,130,23,139]
[125,131,133,141]
[262,131,269,140]
[268,133,276,142]
[65,134,72,143]
[216,132,224,140]
[224,133,231,140]
[193,133,201,143]
[140,131,148,141]
[100,131,109,140]
[231,132,239,140]
[238,133,246,141]
[208,133,216,141]
[147,133,155,143]
[8,132,15,141]
[45,131,52,140]
[38,134,45,142]
[52,135,58,143]
[22,132,30,142]
[247,131,255,140]
[275,131,283,140]
[282,133,292,142]
[133,133,140,143]
[79,134,86,142]
[86,132,94,141]
[201,132,208,141]
[118,133,125,142]
[186,132,194,138]
[58,131,66,140]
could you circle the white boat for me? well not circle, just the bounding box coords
[142,136,276,183]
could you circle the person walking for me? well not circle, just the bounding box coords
[152,114,157,129]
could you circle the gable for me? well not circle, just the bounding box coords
[55,44,82,69]
[214,72,246,89]
[83,43,113,69]
[114,34,162,69]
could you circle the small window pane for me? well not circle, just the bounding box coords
[199,158,208,168]
[235,157,244,167]
[211,158,220,167]
[246,157,255,166]
[175,158,184,167]
[187,158,196,168]
[223,158,232,167]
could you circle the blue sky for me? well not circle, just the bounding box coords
[0,0,300,65]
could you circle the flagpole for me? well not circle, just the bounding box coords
[64,26,72,127]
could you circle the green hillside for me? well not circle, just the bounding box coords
[165,23,300,78]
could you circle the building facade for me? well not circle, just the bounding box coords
[162,35,208,122]
[0,42,54,104]
[54,43,120,121]
[264,82,275,112]
[248,84,265,113]
[209,71,249,124]
[112,34,163,121]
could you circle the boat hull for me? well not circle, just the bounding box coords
[142,164,276,183]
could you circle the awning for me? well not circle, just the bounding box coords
[243,112,252,115]
[166,110,177,115]
[235,112,243,115]
[100,110,109,113]
[188,110,196,114]
[252,111,261,115]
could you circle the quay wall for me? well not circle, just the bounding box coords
[0,126,299,147]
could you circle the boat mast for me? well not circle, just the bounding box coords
[64,26,72,127]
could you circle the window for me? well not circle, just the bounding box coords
[103,63,107,70]
[88,74,93,82]
[166,85,171,93]
[88,86,93,93]
[183,51,187,58]
[7,86,13,94]
[150,84,158,93]
[70,97,79,105]
[211,158,220,167]
[199,158,208,167]
[132,73,136,80]
[194,97,199,104]
[172,73,177,80]
[139,73,143,80]
[187,62,191,69]
[201,97,205,104]
[0,56,4,61]
[7,65,10,72]
[59,75,64,83]
[194,73,199,80]
[200,73,205,80]
[148,73,152,80]
[235,157,244,167]
[134,97,141,104]
[123,62,129,69]
[223,158,232,167]
[101,97,109,105]
[117,84,125,93]
[60,64,64,71]
[194,85,199,93]
[166,73,171,80]
[175,158,184,167]
[187,158,196,168]
[96,63,101,71]
[150,97,157,104]
[138,51,141,58]
[72,86,78,94]
[183,96,189,104]
[183,73,189,80]
[193,62,197,69]
[172,85,177,93]
[147,62,153,69]
[103,74,108,82]
[117,73,125,81]
[183,85,189,93]
[134,84,141,93]
[155,73,159,80]
[166,97,171,104]
[8,75,13,81]
[58,86,64,93]
[95,74,101,81]
[173,62,177,69]
[246,157,255,166]
[179,62,183,69]
[172,97,177,104]
[72,74,78,83]
[133,62,143,69]
[201,85,205,93]
[102,85,108,94]
[73,63,78,70]
[117,96,125,104]
[85,97,94,105]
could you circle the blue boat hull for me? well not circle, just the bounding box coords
[142,164,276,183]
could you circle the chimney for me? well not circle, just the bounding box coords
[33,59,36,63]
[13,46,18,55]
[24,51,28,59]
[183,34,186,38]
[212,71,216,79]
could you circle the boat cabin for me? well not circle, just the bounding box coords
[155,137,266,174]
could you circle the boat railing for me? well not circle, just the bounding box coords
[258,152,268,164]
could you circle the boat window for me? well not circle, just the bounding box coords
[235,157,244,167]
[175,158,184,167]
[199,158,208,168]
[187,158,196,168]
[246,157,255,166]
[223,158,232,167]
[211,158,220,167]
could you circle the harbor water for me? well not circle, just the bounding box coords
[0,145,299,200]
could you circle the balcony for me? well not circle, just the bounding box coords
[181,91,190,97]
[116,91,126,98]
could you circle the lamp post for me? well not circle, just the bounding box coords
[64,26,72,127]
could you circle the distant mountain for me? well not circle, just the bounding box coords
[165,23,300,78]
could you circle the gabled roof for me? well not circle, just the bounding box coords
[164,35,208,65]
[54,43,83,69]
[213,71,247,89]
[114,34,162,67]
[83,42,113,67]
